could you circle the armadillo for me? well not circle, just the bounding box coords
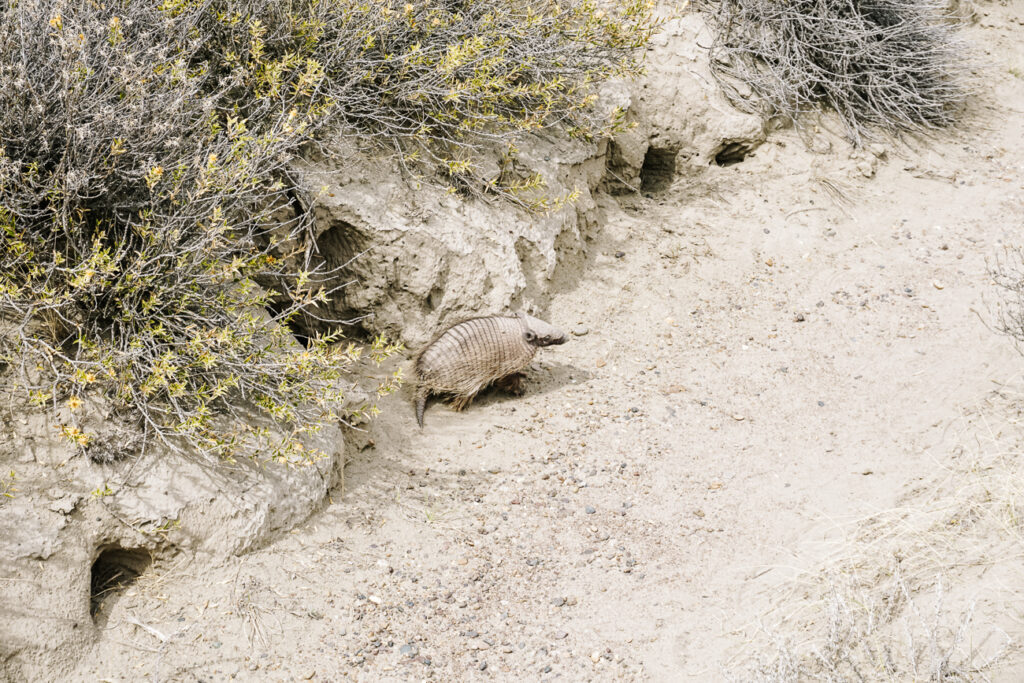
[414,312,568,427]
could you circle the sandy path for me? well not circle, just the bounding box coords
[73,14,1024,682]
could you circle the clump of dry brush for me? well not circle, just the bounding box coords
[0,0,655,463]
[704,0,974,144]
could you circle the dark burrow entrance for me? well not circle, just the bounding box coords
[90,546,151,619]
[640,147,679,193]
[260,218,371,347]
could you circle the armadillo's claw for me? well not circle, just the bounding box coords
[415,393,426,428]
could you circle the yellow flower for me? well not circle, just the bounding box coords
[66,395,82,412]
[145,165,165,190]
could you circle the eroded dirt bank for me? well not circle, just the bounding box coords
[62,7,1024,682]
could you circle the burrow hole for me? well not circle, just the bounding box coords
[90,546,151,619]
[639,147,679,193]
[265,300,312,348]
[713,140,752,167]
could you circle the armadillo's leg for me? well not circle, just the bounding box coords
[415,387,428,428]
[493,372,526,396]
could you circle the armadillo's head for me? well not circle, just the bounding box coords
[518,313,568,347]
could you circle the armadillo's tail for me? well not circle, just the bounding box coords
[415,387,428,428]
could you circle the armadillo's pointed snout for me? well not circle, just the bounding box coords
[535,327,567,347]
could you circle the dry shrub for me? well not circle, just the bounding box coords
[184,0,659,201]
[703,0,974,144]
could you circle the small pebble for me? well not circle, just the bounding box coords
[614,251,625,258]
[794,313,806,322]
[552,597,566,607]
[572,325,590,336]
[585,506,596,514]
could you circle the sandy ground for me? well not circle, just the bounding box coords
[69,6,1024,681]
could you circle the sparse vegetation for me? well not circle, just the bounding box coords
[0,470,15,505]
[703,0,973,144]
[742,568,1008,681]
[0,0,654,462]
[732,389,1024,681]
[991,247,1024,352]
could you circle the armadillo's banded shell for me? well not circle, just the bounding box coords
[415,315,536,397]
